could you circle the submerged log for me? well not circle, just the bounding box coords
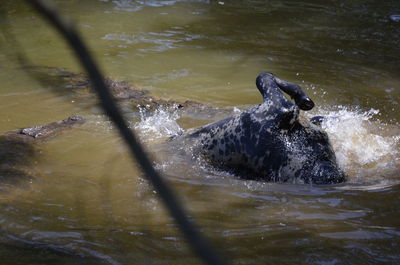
[4,115,85,141]
[29,66,186,108]
[26,66,234,122]
[0,115,85,191]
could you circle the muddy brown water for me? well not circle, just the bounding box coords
[0,1,399,264]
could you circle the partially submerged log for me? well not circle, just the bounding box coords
[4,115,85,142]
[0,115,85,191]
[31,66,190,108]
[26,66,234,122]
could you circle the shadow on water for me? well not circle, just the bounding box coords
[0,135,37,192]
[0,114,86,194]
[0,231,111,265]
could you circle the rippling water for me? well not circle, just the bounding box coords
[0,0,399,264]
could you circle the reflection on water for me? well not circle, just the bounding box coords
[104,0,210,13]
[102,30,205,52]
[1,0,400,264]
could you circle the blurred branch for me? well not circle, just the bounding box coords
[25,1,230,265]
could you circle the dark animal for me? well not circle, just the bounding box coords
[186,72,345,184]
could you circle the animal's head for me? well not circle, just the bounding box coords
[283,121,346,184]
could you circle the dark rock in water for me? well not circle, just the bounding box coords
[0,115,85,192]
[182,72,345,184]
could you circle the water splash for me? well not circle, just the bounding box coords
[308,106,400,182]
[135,104,399,185]
[133,105,183,142]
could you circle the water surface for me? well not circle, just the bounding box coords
[0,0,399,264]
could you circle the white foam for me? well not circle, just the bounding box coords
[307,106,400,182]
[133,105,183,142]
